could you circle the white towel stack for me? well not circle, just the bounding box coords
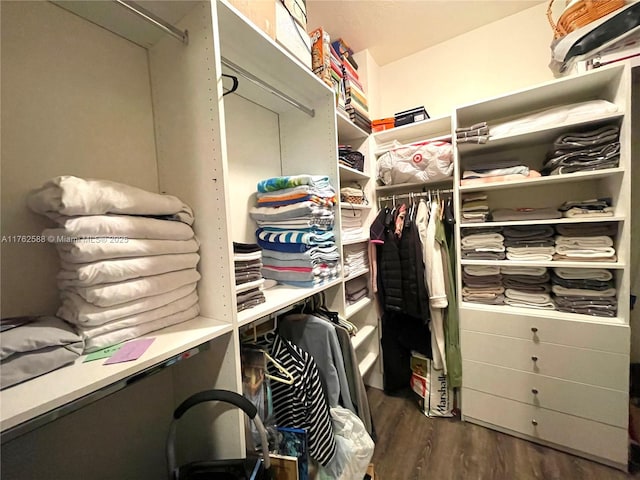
[343,243,368,278]
[341,208,365,242]
[27,176,201,353]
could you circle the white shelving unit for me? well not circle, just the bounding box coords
[454,63,633,470]
[0,1,344,478]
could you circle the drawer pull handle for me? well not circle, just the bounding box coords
[531,327,538,333]
[531,356,538,362]
[531,388,539,395]
[531,419,538,426]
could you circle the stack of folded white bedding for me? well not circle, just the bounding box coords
[27,176,201,353]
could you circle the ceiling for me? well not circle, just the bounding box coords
[306,1,545,66]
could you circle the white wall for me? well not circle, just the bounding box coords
[377,2,555,118]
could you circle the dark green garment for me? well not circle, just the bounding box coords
[435,217,462,388]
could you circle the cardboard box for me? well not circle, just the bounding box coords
[227,0,311,68]
[310,27,331,86]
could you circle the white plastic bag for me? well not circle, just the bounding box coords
[377,140,453,186]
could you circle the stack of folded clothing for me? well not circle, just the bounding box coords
[501,266,554,310]
[559,197,614,218]
[342,55,371,133]
[460,227,505,260]
[551,268,617,317]
[27,176,201,353]
[461,265,504,304]
[542,125,620,176]
[461,158,541,186]
[233,242,266,312]
[491,207,561,222]
[461,193,490,223]
[1,315,84,389]
[456,122,489,144]
[345,276,369,306]
[554,223,618,262]
[249,175,341,288]
[343,243,368,278]
[341,208,365,242]
[330,43,347,115]
[503,225,556,261]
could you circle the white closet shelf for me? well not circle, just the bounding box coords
[345,297,373,319]
[236,277,342,327]
[460,216,625,228]
[460,302,625,326]
[461,259,625,269]
[351,324,376,349]
[344,267,370,280]
[0,315,232,433]
[372,114,451,144]
[457,111,623,155]
[342,236,370,246]
[337,111,370,142]
[338,164,369,182]
[359,351,378,376]
[459,168,624,193]
[218,0,332,115]
[340,203,371,210]
[375,177,454,193]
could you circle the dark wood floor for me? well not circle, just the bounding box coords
[367,387,638,480]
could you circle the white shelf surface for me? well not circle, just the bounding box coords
[344,267,370,280]
[457,112,623,155]
[372,115,451,144]
[337,111,369,142]
[351,324,377,349]
[461,259,624,269]
[338,164,369,182]
[342,236,370,246]
[460,301,625,326]
[340,203,372,210]
[376,177,454,194]
[0,315,233,432]
[345,297,373,319]
[237,277,343,327]
[460,216,625,228]
[359,352,378,376]
[459,168,624,193]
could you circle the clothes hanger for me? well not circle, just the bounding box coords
[242,344,295,385]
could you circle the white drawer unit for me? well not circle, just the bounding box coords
[460,305,629,354]
[462,388,629,469]
[461,330,629,391]
[463,360,628,428]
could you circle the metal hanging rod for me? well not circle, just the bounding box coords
[114,0,189,44]
[221,58,315,118]
[377,188,454,203]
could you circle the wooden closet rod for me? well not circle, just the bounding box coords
[114,1,189,44]
[221,58,316,118]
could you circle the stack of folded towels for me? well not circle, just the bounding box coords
[491,207,561,222]
[461,193,490,223]
[456,122,489,144]
[551,268,617,317]
[461,159,541,186]
[345,276,369,306]
[460,227,505,260]
[461,265,504,305]
[553,223,617,262]
[559,197,614,218]
[249,175,341,288]
[27,176,201,353]
[502,266,554,310]
[343,243,368,278]
[503,225,556,261]
[341,208,365,242]
[233,242,266,312]
[1,315,84,389]
[542,125,620,176]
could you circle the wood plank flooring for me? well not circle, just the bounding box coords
[367,387,638,480]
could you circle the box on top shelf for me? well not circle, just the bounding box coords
[331,37,359,70]
[310,27,332,87]
[394,106,429,127]
[372,118,395,132]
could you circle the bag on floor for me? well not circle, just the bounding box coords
[410,352,454,418]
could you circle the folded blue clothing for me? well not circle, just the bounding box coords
[256,228,335,245]
[257,238,310,253]
[257,175,330,193]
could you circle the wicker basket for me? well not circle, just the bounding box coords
[547,0,626,39]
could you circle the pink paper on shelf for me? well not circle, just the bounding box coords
[103,338,155,365]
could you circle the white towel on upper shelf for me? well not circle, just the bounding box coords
[83,303,200,353]
[65,268,201,307]
[553,268,612,281]
[57,253,200,287]
[555,236,614,248]
[58,283,198,326]
[54,237,200,263]
[27,175,194,224]
[46,214,195,240]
